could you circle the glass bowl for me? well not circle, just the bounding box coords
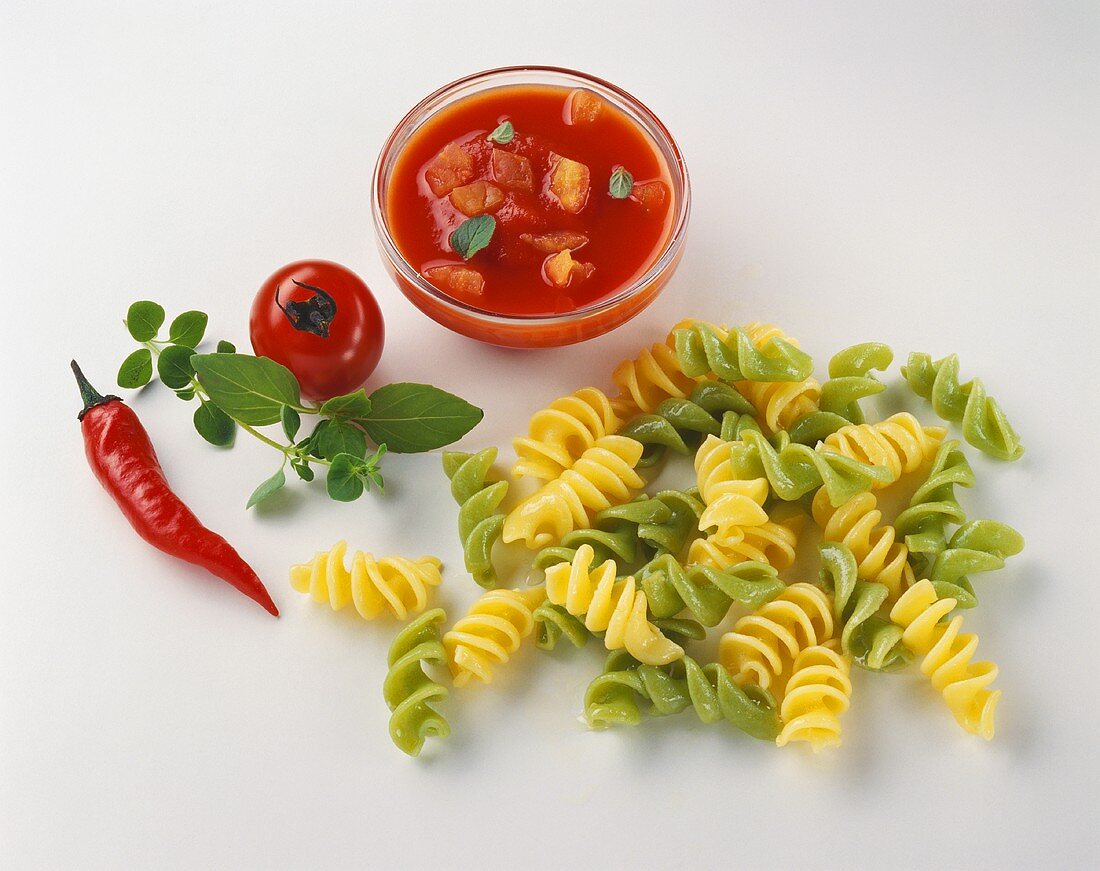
[371,65,691,349]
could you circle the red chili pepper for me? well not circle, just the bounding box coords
[72,361,278,616]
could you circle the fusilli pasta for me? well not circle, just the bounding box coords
[512,387,621,481]
[442,448,507,588]
[443,587,547,686]
[817,412,946,489]
[788,342,893,444]
[544,544,683,665]
[902,352,1023,461]
[775,644,852,750]
[889,579,1001,739]
[290,541,443,621]
[384,608,450,756]
[637,552,784,626]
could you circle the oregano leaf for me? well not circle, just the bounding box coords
[246,467,286,509]
[126,301,165,342]
[326,454,365,502]
[158,344,196,390]
[486,120,515,144]
[282,405,301,441]
[117,348,153,389]
[168,311,209,348]
[609,166,633,199]
[450,215,496,260]
[194,401,236,446]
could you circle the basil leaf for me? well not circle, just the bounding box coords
[190,353,302,426]
[316,419,366,460]
[326,454,365,502]
[609,166,633,199]
[194,401,236,446]
[158,344,196,390]
[319,389,372,419]
[117,348,153,389]
[486,120,514,144]
[359,383,483,453]
[291,460,314,482]
[217,340,236,354]
[246,467,286,509]
[168,311,209,348]
[126,301,165,342]
[281,405,301,441]
[450,215,495,260]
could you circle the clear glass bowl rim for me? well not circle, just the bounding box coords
[370,64,692,326]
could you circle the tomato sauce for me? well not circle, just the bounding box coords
[386,84,675,318]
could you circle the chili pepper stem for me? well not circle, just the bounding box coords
[71,360,120,421]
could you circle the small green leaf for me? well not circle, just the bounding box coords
[176,388,195,401]
[158,344,196,390]
[326,454,365,502]
[319,389,372,419]
[316,419,366,460]
[303,421,328,459]
[450,215,496,260]
[126,301,165,342]
[359,383,483,453]
[194,401,236,446]
[217,340,236,354]
[291,460,315,482]
[281,405,301,441]
[247,467,286,508]
[168,311,209,348]
[609,166,633,199]
[486,120,515,144]
[117,348,153,389]
[190,353,302,426]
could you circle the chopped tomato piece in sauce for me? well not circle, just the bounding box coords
[631,180,669,214]
[545,249,595,288]
[566,88,603,124]
[450,181,504,216]
[549,155,591,214]
[424,265,485,296]
[491,149,535,192]
[425,142,475,197]
[520,230,590,253]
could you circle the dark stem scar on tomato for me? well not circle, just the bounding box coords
[274,279,338,338]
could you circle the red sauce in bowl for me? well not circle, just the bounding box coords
[385,84,675,318]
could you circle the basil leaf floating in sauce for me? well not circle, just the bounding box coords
[486,120,515,145]
[609,166,634,199]
[450,215,496,260]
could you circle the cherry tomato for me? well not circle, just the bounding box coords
[250,260,385,401]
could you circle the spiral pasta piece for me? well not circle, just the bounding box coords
[818,413,946,489]
[688,507,804,572]
[442,448,507,588]
[902,352,1023,461]
[924,519,1024,609]
[619,381,754,467]
[775,644,852,750]
[638,553,784,626]
[544,544,683,665]
[611,333,699,418]
[443,587,547,686]
[384,608,450,756]
[695,434,769,539]
[503,436,645,549]
[894,438,974,558]
[585,652,781,740]
[673,320,814,383]
[812,488,915,600]
[819,542,910,672]
[719,582,835,691]
[512,387,621,481]
[788,342,893,444]
[737,377,822,435]
[290,541,443,621]
[889,579,1001,739]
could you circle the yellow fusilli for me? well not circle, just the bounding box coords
[687,510,803,571]
[775,644,852,751]
[512,387,621,482]
[811,488,915,600]
[719,582,834,691]
[290,541,442,621]
[610,331,700,418]
[544,544,683,665]
[694,434,769,539]
[443,587,547,686]
[889,579,1000,739]
[503,435,645,548]
[818,412,946,488]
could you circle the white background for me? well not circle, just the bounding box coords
[2,2,1098,869]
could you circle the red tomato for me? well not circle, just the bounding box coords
[250,260,384,401]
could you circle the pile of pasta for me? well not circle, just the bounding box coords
[291,320,1025,756]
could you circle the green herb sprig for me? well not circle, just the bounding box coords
[450,215,496,260]
[486,121,515,145]
[118,300,483,508]
[609,166,634,199]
